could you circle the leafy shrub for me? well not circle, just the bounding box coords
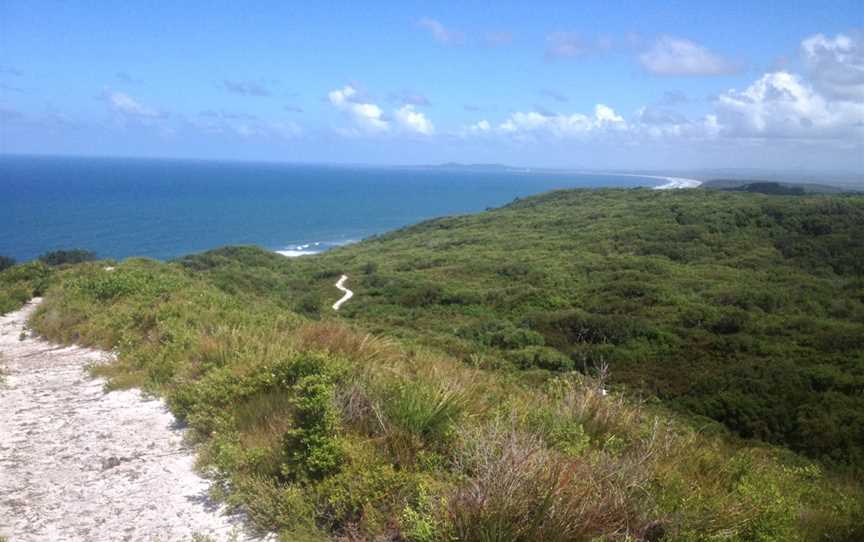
[39,249,96,266]
[317,441,414,532]
[526,309,654,346]
[508,346,574,371]
[399,283,444,307]
[458,320,545,349]
[296,292,322,317]
[0,261,52,313]
[0,255,14,272]
[281,373,344,480]
[709,308,750,334]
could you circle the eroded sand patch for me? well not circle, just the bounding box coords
[0,299,264,541]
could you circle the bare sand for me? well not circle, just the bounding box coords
[332,274,353,311]
[0,299,267,542]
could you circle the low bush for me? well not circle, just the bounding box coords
[0,255,14,272]
[508,345,574,371]
[38,249,96,266]
[458,320,545,350]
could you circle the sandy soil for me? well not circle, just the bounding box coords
[0,299,266,541]
[332,274,353,311]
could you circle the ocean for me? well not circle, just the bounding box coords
[1,155,662,262]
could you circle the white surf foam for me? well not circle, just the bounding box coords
[276,249,320,258]
[652,176,703,190]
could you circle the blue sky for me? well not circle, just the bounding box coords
[1,1,862,171]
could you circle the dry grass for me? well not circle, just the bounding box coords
[449,418,660,542]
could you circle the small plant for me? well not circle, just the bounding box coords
[281,374,344,480]
[383,380,465,443]
[296,292,322,318]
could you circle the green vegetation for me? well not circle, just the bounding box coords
[2,188,863,540]
[179,189,864,470]
[0,260,51,314]
[703,179,855,194]
[39,249,97,266]
[0,255,15,272]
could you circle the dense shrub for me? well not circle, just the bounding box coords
[526,309,655,346]
[39,249,96,266]
[0,261,52,313]
[0,255,14,272]
[458,320,545,349]
[508,346,574,371]
[281,374,344,480]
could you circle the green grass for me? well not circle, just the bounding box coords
[3,187,863,540]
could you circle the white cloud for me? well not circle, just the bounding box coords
[328,85,389,133]
[105,91,161,118]
[632,107,721,140]
[418,18,464,45]
[328,85,436,136]
[715,71,864,139]
[470,119,491,133]
[497,104,626,139]
[639,36,738,76]
[394,104,434,135]
[457,119,492,138]
[801,32,864,101]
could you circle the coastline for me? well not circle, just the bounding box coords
[273,173,702,259]
[649,176,703,190]
[577,172,703,190]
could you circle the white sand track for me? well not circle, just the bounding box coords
[332,275,353,311]
[0,299,266,542]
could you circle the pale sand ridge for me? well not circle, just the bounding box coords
[0,299,267,542]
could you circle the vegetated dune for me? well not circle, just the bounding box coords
[190,188,864,470]
[0,299,264,541]
[1,188,863,541]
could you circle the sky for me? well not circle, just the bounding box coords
[1,1,863,172]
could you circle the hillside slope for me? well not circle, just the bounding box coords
[180,188,864,467]
[2,187,863,540]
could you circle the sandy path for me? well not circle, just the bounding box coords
[332,275,353,311]
[0,299,264,542]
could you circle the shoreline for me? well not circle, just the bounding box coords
[274,174,702,260]
[577,172,703,190]
[648,176,703,190]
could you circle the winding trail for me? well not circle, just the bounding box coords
[332,274,353,311]
[0,299,264,542]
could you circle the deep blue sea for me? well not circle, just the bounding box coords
[1,155,658,262]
